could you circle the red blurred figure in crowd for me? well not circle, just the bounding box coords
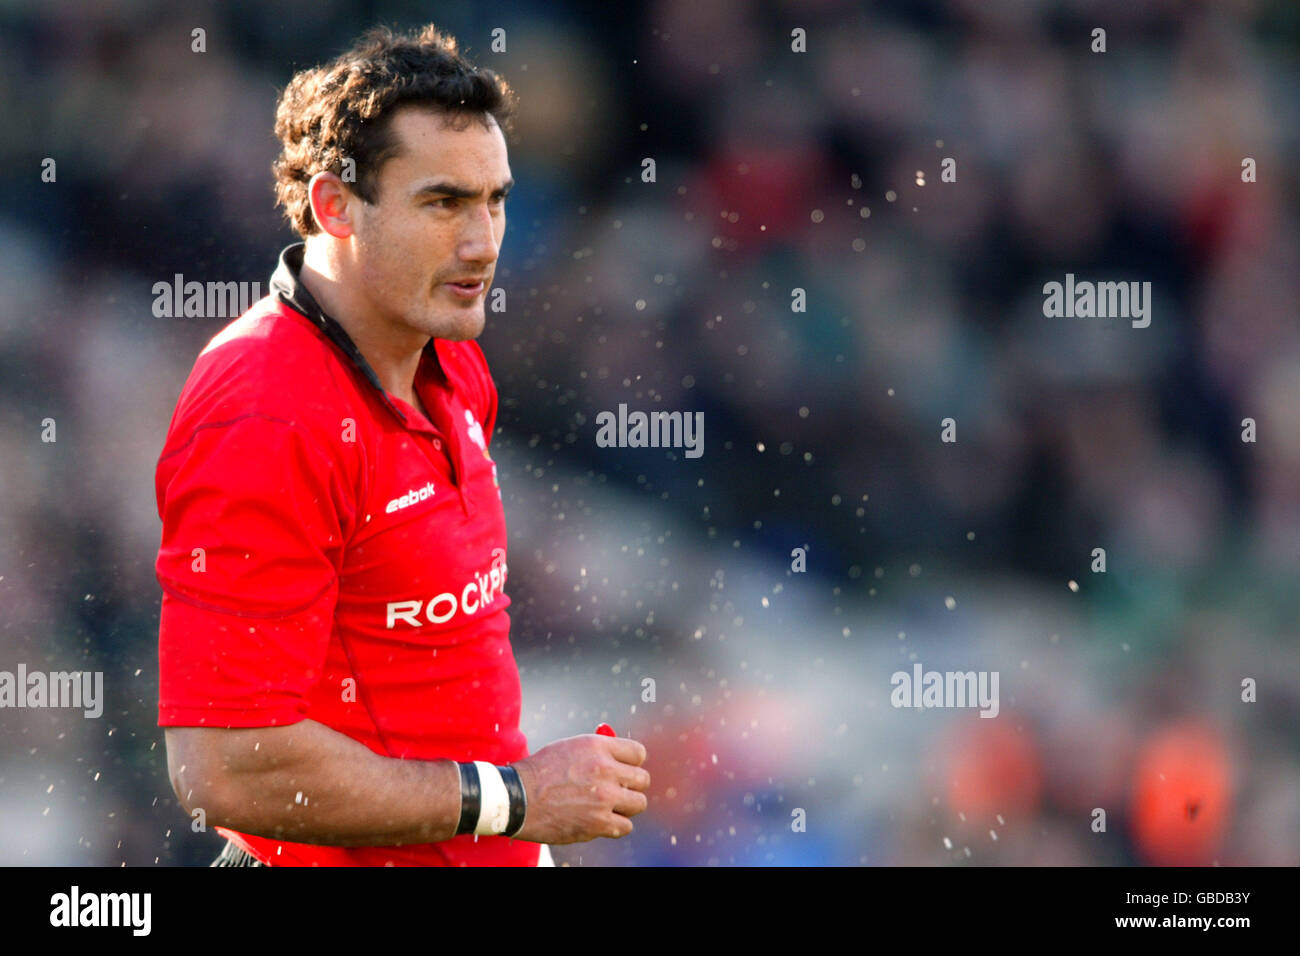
[1130,718,1233,866]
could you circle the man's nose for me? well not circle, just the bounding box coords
[459,203,499,264]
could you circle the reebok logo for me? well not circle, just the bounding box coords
[385,480,436,514]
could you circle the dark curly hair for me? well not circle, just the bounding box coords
[272,23,516,237]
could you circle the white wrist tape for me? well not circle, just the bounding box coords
[473,761,511,836]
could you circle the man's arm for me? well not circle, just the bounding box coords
[167,720,461,846]
[166,720,650,847]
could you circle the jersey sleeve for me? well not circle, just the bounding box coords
[155,413,351,728]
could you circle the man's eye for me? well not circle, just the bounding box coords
[428,197,457,209]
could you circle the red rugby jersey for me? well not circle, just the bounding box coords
[155,244,538,866]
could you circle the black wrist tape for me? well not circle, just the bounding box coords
[455,761,481,836]
[499,764,527,837]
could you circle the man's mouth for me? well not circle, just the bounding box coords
[443,278,486,300]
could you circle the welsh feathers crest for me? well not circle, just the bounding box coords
[464,409,488,456]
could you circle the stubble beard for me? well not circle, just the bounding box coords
[419,291,486,342]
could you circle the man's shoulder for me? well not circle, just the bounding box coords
[198,295,334,379]
[167,297,364,443]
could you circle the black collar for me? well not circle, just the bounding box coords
[270,242,431,423]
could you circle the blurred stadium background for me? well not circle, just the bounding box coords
[1,0,1297,865]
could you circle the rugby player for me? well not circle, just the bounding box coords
[154,23,649,866]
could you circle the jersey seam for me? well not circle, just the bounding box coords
[157,573,337,618]
[157,413,297,464]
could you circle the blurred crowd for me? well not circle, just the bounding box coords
[0,0,1296,865]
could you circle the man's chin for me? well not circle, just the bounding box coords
[427,310,486,342]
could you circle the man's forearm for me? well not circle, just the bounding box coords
[169,719,464,847]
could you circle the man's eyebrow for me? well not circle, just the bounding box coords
[411,179,514,199]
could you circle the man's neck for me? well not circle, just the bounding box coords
[299,241,429,405]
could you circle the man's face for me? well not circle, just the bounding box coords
[350,106,511,342]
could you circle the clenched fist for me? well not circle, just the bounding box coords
[509,735,650,844]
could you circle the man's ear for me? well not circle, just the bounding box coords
[307,171,357,238]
